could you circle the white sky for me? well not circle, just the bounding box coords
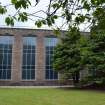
[0,0,90,31]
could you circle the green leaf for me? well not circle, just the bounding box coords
[5,17,10,25]
[35,20,42,27]
[51,16,55,24]
[52,3,60,9]
[46,17,52,26]
[5,16,14,26]
[0,6,7,14]
[11,0,17,4]
[53,15,58,19]
[75,15,85,24]
[14,0,31,9]
[83,1,90,11]
[18,12,28,22]
[15,1,21,9]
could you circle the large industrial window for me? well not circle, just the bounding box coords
[22,37,36,80]
[0,36,14,80]
[45,37,58,80]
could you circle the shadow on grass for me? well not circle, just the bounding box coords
[56,84,105,93]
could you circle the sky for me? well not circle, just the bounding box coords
[0,0,90,31]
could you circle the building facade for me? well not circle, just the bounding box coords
[0,28,72,86]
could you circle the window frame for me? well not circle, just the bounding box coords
[0,35,14,80]
[21,36,37,80]
[44,36,59,80]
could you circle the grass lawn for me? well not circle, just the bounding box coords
[0,88,105,105]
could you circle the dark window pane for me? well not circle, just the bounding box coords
[27,53,31,65]
[0,44,3,48]
[26,66,31,69]
[0,36,13,80]
[22,37,36,80]
[8,45,12,49]
[46,66,50,69]
[0,70,2,79]
[8,54,12,65]
[23,54,27,65]
[50,70,53,79]
[27,70,31,79]
[2,70,6,79]
[31,70,35,79]
[32,54,35,65]
[50,47,54,51]
[7,70,11,79]
[3,54,8,65]
[23,66,27,69]
[45,38,58,80]
[0,66,2,69]
[23,49,27,53]
[46,47,50,53]
[8,49,12,53]
[7,66,11,69]
[4,45,8,49]
[30,66,35,69]
[46,55,50,65]
[4,50,8,53]
[32,49,35,54]
[23,45,28,49]
[0,54,3,65]
[54,72,58,79]
[27,45,31,49]
[32,46,35,49]
[22,70,27,79]
[2,65,7,69]
[26,49,32,53]
[46,70,50,79]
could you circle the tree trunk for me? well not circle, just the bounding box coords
[72,71,80,84]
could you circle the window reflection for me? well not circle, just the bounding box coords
[45,37,58,80]
[22,37,36,80]
[0,36,14,80]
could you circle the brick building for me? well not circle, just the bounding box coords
[0,28,75,86]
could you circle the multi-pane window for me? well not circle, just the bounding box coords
[0,36,14,80]
[45,37,58,80]
[22,37,36,80]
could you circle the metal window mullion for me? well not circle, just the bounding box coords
[34,47,35,79]
[30,45,32,79]
[50,40,52,80]
[29,47,31,79]
[49,47,51,80]
[52,47,54,80]
[6,44,9,79]
[6,53,8,79]
[26,47,28,80]
[29,48,31,80]
[0,36,13,80]
[1,46,4,79]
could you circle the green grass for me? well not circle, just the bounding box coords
[0,88,105,105]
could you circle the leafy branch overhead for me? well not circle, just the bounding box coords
[0,0,105,30]
[0,0,39,26]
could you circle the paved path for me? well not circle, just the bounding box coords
[0,85,74,88]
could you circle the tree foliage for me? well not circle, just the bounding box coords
[53,5,105,85]
[0,0,105,30]
[53,27,82,84]
[52,0,105,85]
[53,26,105,85]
